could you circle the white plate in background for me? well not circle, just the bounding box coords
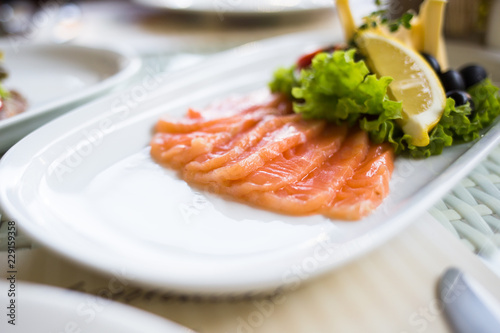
[132,0,334,15]
[0,43,141,152]
[0,32,499,295]
[0,281,192,332]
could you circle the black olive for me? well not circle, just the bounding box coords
[446,90,474,110]
[459,64,488,89]
[440,70,466,92]
[354,52,365,63]
[421,53,441,74]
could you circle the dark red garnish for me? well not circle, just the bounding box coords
[296,44,347,70]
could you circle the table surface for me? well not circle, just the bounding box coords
[1,213,499,333]
[1,1,500,332]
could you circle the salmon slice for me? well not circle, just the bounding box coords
[155,106,282,134]
[151,132,231,168]
[184,114,302,174]
[152,132,213,154]
[196,90,289,119]
[187,119,325,184]
[322,143,394,220]
[227,125,348,196]
[245,128,370,215]
[151,113,264,167]
[155,92,291,133]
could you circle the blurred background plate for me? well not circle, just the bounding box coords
[132,0,335,16]
[0,281,192,332]
[0,43,141,153]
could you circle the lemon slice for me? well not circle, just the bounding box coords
[356,31,447,147]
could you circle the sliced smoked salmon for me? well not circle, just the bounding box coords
[184,114,302,174]
[245,128,370,215]
[188,119,324,184]
[228,124,348,196]
[150,92,394,220]
[151,112,264,168]
[155,90,291,133]
[322,143,394,220]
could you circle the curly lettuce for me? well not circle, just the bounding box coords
[268,65,297,100]
[269,50,500,158]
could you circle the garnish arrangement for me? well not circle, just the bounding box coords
[150,0,500,220]
[270,0,500,157]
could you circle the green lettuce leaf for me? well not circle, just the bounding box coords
[467,79,500,137]
[268,65,297,99]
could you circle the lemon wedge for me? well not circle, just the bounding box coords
[356,31,447,146]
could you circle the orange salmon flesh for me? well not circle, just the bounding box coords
[150,91,394,220]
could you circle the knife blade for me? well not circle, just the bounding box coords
[439,267,500,333]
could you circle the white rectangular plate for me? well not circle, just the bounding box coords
[1,31,499,295]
